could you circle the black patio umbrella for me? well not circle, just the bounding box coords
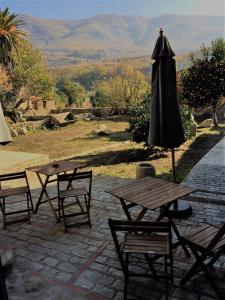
[148,28,192,218]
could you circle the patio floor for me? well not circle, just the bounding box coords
[1,175,225,300]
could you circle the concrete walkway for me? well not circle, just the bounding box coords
[184,136,225,202]
[0,150,49,175]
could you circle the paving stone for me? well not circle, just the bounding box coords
[1,170,225,299]
[42,257,59,267]
[57,262,79,273]
[54,272,73,282]
[90,262,109,273]
[92,283,116,299]
[75,277,95,289]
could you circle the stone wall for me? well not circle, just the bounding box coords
[50,108,112,117]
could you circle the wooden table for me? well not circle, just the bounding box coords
[27,160,85,221]
[106,176,196,255]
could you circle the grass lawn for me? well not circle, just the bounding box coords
[4,117,225,182]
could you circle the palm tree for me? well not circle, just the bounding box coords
[0,8,26,122]
[0,7,26,68]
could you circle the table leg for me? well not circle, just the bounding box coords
[120,198,132,220]
[35,174,59,222]
[157,204,190,257]
[165,211,191,257]
[34,175,49,213]
[136,208,148,221]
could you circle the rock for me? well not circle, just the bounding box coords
[97,130,112,136]
[97,124,108,131]
[24,276,43,293]
[190,113,195,122]
[76,113,95,121]
[199,118,214,128]
[0,241,13,271]
[92,124,111,135]
[20,117,27,122]
[10,128,19,137]
[17,126,28,135]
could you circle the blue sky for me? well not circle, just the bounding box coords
[1,0,224,19]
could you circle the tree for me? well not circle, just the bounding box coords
[0,7,26,67]
[56,78,86,106]
[1,40,57,121]
[180,38,225,127]
[91,65,149,112]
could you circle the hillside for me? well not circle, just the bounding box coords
[20,14,224,67]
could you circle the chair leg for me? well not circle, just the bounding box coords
[58,196,61,222]
[61,199,67,233]
[84,195,91,228]
[2,197,6,229]
[165,256,169,300]
[145,254,158,280]
[180,261,201,286]
[28,191,34,213]
[208,248,224,268]
[170,246,174,286]
[124,253,129,300]
[193,249,222,299]
[27,192,32,224]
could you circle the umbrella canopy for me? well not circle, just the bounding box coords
[148,29,184,149]
[0,102,12,145]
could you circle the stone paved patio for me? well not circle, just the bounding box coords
[1,175,225,300]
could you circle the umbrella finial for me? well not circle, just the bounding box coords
[159,28,163,36]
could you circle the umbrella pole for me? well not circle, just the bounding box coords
[171,148,176,183]
[168,148,192,218]
[171,148,178,210]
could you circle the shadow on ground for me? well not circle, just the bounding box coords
[160,129,224,183]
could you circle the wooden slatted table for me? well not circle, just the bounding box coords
[106,176,196,255]
[27,160,85,221]
[106,177,195,219]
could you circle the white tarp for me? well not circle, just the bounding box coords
[0,102,12,145]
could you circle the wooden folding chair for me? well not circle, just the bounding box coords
[57,171,92,232]
[180,223,225,299]
[0,171,34,229]
[108,219,173,300]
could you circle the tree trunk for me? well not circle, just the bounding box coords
[212,106,219,128]
[1,101,20,123]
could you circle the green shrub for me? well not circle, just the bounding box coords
[128,93,151,147]
[129,93,192,148]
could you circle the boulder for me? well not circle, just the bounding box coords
[17,126,28,135]
[97,130,112,136]
[44,112,76,128]
[76,113,95,121]
[10,128,19,137]
[199,119,214,128]
[92,124,112,136]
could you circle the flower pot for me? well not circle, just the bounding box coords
[136,163,156,179]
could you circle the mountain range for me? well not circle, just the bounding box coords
[20,14,224,67]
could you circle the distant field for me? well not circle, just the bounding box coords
[4,118,224,182]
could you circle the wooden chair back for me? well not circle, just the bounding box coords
[57,170,92,195]
[108,219,172,273]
